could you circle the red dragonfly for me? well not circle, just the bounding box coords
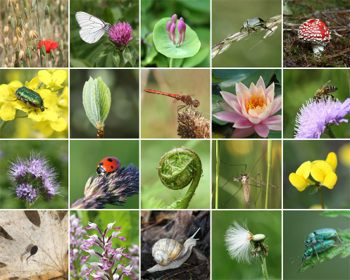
[144,89,200,111]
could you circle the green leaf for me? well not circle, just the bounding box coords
[153,18,201,59]
[123,46,137,67]
[308,186,318,195]
[112,51,120,67]
[82,77,112,128]
[212,95,227,125]
[182,47,209,67]
[319,211,350,219]
[299,241,350,272]
[91,48,113,62]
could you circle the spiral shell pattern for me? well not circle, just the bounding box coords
[152,238,184,266]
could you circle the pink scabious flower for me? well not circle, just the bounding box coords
[109,22,133,47]
[214,76,282,138]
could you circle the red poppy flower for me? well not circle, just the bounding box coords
[37,40,59,53]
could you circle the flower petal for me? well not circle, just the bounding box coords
[262,115,282,131]
[296,161,311,179]
[231,127,255,138]
[233,118,253,128]
[248,117,261,124]
[255,76,266,92]
[254,123,269,137]
[325,152,337,171]
[323,172,337,189]
[289,173,309,191]
[265,82,275,100]
[311,161,333,183]
[270,95,282,115]
[214,111,243,123]
[0,103,16,121]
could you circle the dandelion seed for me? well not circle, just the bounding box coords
[225,221,267,264]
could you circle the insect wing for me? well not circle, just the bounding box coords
[250,177,279,188]
[75,11,111,43]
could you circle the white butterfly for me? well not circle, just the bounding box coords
[75,11,111,44]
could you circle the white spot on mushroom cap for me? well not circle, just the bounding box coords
[298,19,331,55]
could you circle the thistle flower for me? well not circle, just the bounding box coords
[70,164,139,209]
[7,151,61,205]
[294,98,350,138]
[225,221,268,264]
[109,22,133,49]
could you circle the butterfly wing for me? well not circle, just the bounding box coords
[75,11,111,44]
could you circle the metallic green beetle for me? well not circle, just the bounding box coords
[305,228,342,249]
[14,87,46,114]
[240,17,273,33]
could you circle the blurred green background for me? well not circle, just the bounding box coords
[213,140,281,209]
[141,140,210,209]
[283,140,350,209]
[71,210,139,280]
[70,0,139,67]
[70,69,139,138]
[283,211,350,279]
[141,69,210,138]
[141,0,210,67]
[0,69,69,138]
[212,69,282,138]
[212,0,281,67]
[283,69,350,138]
[212,211,281,280]
[0,140,68,209]
[70,140,139,209]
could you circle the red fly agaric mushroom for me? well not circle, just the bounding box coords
[298,19,331,56]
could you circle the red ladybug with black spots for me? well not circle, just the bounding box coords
[96,157,120,176]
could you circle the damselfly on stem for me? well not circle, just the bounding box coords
[220,149,279,208]
[144,89,200,111]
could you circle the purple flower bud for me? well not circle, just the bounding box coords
[86,222,98,230]
[166,21,172,40]
[171,14,178,24]
[171,23,176,45]
[179,18,186,44]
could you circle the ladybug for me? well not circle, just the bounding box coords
[96,157,120,176]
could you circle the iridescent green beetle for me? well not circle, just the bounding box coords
[14,87,46,114]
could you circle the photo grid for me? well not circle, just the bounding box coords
[0,0,349,280]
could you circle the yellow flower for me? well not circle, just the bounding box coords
[311,152,337,189]
[38,69,67,91]
[289,161,313,191]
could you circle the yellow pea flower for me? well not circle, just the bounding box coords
[289,161,313,191]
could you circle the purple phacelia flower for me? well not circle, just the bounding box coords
[109,22,133,49]
[295,98,350,138]
[8,151,61,205]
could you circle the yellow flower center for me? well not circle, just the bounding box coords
[245,92,267,112]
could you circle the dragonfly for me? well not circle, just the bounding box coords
[220,149,279,208]
[144,89,200,111]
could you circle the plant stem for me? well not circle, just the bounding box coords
[259,256,269,280]
[265,140,272,209]
[328,126,336,138]
[0,120,7,130]
[169,57,173,67]
[318,187,325,209]
[215,140,219,209]
[26,201,31,209]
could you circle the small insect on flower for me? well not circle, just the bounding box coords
[96,157,121,176]
[14,87,47,114]
[225,221,268,264]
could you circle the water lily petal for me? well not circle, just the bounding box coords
[214,111,243,123]
[248,117,261,124]
[270,95,282,115]
[231,127,255,138]
[233,118,253,128]
[220,91,238,110]
[219,101,236,112]
[249,82,258,94]
[236,82,249,95]
[254,123,269,137]
[323,172,337,189]
[255,76,266,92]
[265,83,275,100]
[262,115,282,130]
[248,108,259,118]
[325,152,337,171]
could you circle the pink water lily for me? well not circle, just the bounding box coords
[214,76,282,138]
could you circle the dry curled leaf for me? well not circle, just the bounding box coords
[0,210,68,280]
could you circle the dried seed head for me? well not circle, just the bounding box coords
[21,29,25,38]
[4,37,10,46]
[15,3,20,14]
[10,62,14,67]
[177,109,210,138]
[29,29,38,40]
[5,57,9,64]
[24,23,29,31]
[19,50,24,60]
[12,36,18,48]
[4,26,9,36]
[16,26,21,35]
[3,64,8,68]
[12,53,16,62]
[7,15,11,24]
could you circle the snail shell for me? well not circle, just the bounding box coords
[147,227,201,273]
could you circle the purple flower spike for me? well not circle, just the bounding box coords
[180,18,186,44]
[109,22,133,50]
[178,20,184,44]
[7,151,61,205]
[171,23,176,46]
[171,14,178,24]
[166,21,172,40]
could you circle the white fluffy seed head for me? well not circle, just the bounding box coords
[252,234,265,242]
[225,221,253,264]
